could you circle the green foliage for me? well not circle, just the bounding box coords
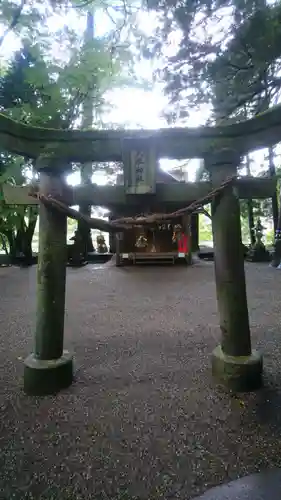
[0,0,143,258]
[0,38,125,128]
[0,43,57,125]
[142,0,280,241]
[143,0,280,124]
[265,228,274,245]
[239,198,262,220]
[199,215,212,243]
[142,0,233,121]
[209,2,281,120]
[0,0,67,51]
[0,153,38,258]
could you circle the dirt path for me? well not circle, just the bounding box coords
[0,261,281,499]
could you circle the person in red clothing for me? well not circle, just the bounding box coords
[178,233,189,254]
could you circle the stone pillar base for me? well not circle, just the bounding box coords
[212,345,263,392]
[24,350,73,396]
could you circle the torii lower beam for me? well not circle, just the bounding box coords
[2,177,276,208]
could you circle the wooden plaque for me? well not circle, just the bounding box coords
[122,138,157,195]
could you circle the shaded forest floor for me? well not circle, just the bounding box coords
[0,261,281,499]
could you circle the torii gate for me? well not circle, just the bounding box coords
[1,105,280,396]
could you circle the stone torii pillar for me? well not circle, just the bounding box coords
[24,162,73,395]
[205,148,263,392]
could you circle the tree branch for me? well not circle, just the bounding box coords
[0,0,26,48]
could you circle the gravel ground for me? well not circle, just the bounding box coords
[0,260,281,500]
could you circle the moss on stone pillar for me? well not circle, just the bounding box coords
[24,169,73,396]
[206,148,263,392]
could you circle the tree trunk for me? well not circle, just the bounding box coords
[5,209,37,265]
[268,146,278,233]
[108,213,116,253]
[247,199,255,245]
[78,10,95,254]
[245,155,255,245]
[271,182,281,267]
[6,230,16,261]
[78,212,93,255]
[0,233,9,255]
[191,213,199,252]
[115,232,123,266]
[22,213,38,264]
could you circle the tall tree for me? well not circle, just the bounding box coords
[0,0,145,260]
[78,10,96,254]
[206,2,281,249]
[0,29,126,260]
[0,44,50,262]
